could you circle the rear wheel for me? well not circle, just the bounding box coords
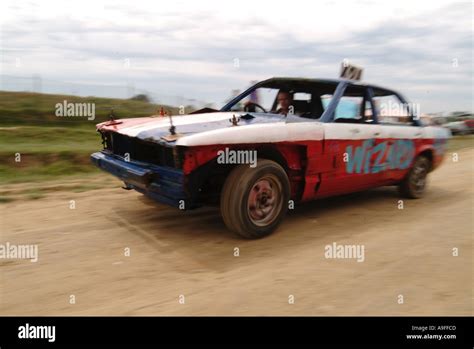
[220,160,290,239]
[398,155,431,199]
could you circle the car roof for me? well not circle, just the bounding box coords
[261,77,398,96]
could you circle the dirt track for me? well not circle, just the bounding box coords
[1,149,472,315]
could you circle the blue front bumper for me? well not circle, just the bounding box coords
[90,151,187,208]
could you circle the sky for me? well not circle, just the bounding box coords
[0,0,472,113]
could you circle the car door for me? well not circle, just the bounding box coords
[370,91,419,184]
[316,85,382,198]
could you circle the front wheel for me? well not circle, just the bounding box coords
[398,155,431,199]
[220,159,290,239]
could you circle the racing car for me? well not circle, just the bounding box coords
[91,76,450,238]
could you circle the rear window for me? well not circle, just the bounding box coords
[372,94,411,125]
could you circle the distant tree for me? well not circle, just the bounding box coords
[130,94,150,103]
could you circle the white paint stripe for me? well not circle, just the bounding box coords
[323,123,381,140]
[176,122,450,146]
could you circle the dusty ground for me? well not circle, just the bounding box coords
[0,149,472,315]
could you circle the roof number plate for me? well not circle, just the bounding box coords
[340,62,363,81]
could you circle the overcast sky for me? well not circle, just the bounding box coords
[0,0,472,113]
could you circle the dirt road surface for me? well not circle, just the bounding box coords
[1,149,472,315]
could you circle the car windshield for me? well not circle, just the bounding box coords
[226,87,279,113]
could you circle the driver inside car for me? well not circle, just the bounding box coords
[243,89,295,116]
[274,90,293,116]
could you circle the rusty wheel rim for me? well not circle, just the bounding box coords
[247,175,282,227]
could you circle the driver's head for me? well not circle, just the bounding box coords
[277,90,292,112]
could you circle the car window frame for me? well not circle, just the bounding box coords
[370,88,421,127]
[321,82,372,124]
[320,82,421,127]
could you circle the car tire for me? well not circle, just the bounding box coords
[398,155,431,199]
[220,159,290,239]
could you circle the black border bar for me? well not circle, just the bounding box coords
[0,316,472,347]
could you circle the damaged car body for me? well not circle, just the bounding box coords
[91,77,450,238]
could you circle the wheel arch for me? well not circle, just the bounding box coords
[416,146,434,171]
[186,143,305,206]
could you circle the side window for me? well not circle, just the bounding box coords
[334,96,363,120]
[373,94,411,125]
[322,91,365,123]
[321,95,332,110]
[291,92,312,116]
[293,92,311,102]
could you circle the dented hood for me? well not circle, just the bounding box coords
[97,112,285,143]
